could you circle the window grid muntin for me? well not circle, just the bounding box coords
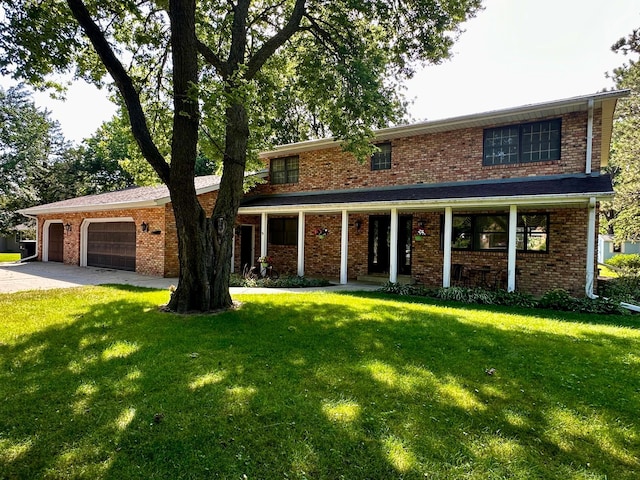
[268,218,298,245]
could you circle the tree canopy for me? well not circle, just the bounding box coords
[603,27,640,241]
[0,0,482,312]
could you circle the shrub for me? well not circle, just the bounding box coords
[538,289,575,311]
[229,273,331,288]
[600,275,640,304]
[605,254,640,276]
[378,282,425,296]
[493,290,539,309]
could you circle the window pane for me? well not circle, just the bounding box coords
[521,120,561,163]
[483,127,519,165]
[271,156,299,184]
[371,143,392,170]
[517,214,548,252]
[452,216,472,249]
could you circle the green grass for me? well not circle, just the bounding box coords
[0,252,20,263]
[598,264,619,278]
[1,287,639,479]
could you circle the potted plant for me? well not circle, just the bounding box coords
[414,229,427,241]
[314,227,329,239]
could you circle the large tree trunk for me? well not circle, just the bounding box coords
[166,0,216,313]
[209,101,250,309]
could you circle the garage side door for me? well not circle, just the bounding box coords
[87,222,136,271]
[48,223,64,262]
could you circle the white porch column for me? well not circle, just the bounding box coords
[389,208,399,283]
[297,211,305,277]
[508,205,518,292]
[586,197,597,297]
[443,207,452,287]
[340,210,349,284]
[260,212,268,259]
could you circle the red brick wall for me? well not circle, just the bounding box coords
[257,110,602,195]
[36,207,166,276]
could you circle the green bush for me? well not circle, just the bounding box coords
[600,275,640,304]
[493,290,538,309]
[605,253,640,275]
[229,273,331,288]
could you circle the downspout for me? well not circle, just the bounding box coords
[18,213,39,262]
[585,99,594,174]
[585,197,597,298]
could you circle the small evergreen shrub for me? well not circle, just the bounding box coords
[493,290,538,309]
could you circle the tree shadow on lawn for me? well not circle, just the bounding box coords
[1,286,639,479]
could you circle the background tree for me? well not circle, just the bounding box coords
[0,0,482,312]
[0,85,67,235]
[602,27,640,241]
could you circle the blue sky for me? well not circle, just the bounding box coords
[2,0,639,143]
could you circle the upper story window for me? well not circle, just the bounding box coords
[371,142,392,171]
[270,156,299,184]
[483,119,561,166]
[448,213,549,252]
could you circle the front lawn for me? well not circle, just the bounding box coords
[0,252,20,263]
[1,287,638,479]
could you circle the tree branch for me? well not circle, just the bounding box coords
[245,0,306,79]
[196,40,228,78]
[65,0,170,183]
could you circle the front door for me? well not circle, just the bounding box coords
[368,215,412,275]
[240,225,254,269]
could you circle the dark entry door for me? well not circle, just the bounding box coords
[48,223,64,262]
[368,215,412,275]
[240,225,254,268]
[87,222,136,271]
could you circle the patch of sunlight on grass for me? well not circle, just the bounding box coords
[53,444,113,478]
[189,370,226,390]
[126,368,142,381]
[321,398,361,423]
[289,355,306,366]
[16,343,48,365]
[224,385,257,414]
[0,438,32,463]
[546,408,639,465]
[72,381,99,415]
[68,354,98,374]
[363,360,436,394]
[290,442,319,478]
[101,340,139,361]
[79,334,108,350]
[438,375,486,412]
[471,435,526,461]
[504,409,531,429]
[366,360,398,388]
[114,407,136,431]
[621,352,640,365]
[383,435,417,473]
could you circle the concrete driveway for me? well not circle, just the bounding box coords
[0,261,380,294]
[0,261,177,293]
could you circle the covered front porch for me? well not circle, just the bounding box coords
[235,200,601,298]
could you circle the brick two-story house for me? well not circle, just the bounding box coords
[19,90,626,297]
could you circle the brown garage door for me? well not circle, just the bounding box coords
[48,223,64,262]
[87,222,136,271]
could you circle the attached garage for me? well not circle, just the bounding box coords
[86,221,136,271]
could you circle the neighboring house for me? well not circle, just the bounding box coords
[19,90,627,297]
[598,234,640,264]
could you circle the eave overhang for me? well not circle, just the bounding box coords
[238,174,614,214]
